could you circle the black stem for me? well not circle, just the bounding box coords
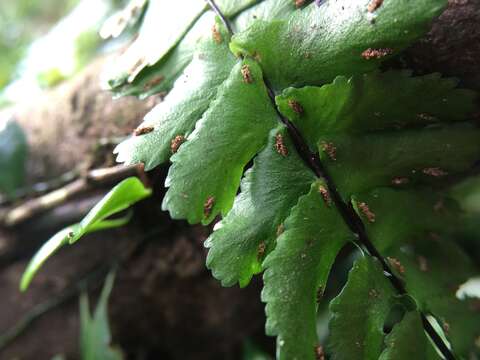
[205,1,455,359]
[205,0,234,36]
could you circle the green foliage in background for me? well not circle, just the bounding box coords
[0,119,28,196]
[21,177,151,291]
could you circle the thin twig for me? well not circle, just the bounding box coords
[0,164,146,227]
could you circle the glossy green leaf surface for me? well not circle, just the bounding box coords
[20,177,151,291]
[329,257,396,360]
[276,72,476,149]
[262,181,352,360]
[162,59,277,224]
[80,272,123,360]
[114,21,236,170]
[352,188,460,252]
[386,239,480,357]
[0,119,28,196]
[379,312,441,360]
[318,125,480,196]
[231,0,447,89]
[356,188,480,357]
[206,127,316,287]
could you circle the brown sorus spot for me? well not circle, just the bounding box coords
[211,24,222,44]
[388,257,405,274]
[316,286,323,304]
[392,177,409,186]
[361,48,393,60]
[369,289,379,298]
[367,0,383,12]
[443,322,450,333]
[275,133,289,157]
[288,99,304,115]
[423,167,448,177]
[276,223,285,237]
[417,256,428,272]
[318,185,332,206]
[257,242,266,259]
[134,126,154,136]
[358,202,375,223]
[295,0,306,8]
[143,76,164,90]
[170,135,185,153]
[320,141,337,160]
[204,196,215,218]
[314,345,325,360]
[241,64,253,83]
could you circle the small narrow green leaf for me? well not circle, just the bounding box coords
[379,312,441,360]
[80,272,123,360]
[162,59,278,224]
[262,181,353,360]
[276,72,476,148]
[114,20,236,170]
[0,119,28,196]
[20,177,151,291]
[329,257,396,360]
[206,127,316,287]
[231,0,448,89]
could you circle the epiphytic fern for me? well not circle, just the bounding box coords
[25,0,480,359]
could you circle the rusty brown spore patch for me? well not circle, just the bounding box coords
[320,141,337,161]
[361,48,393,60]
[388,257,405,274]
[295,0,306,8]
[143,76,164,91]
[275,133,289,157]
[367,0,383,12]
[316,286,323,304]
[170,135,185,154]
[241,64,253,83]
[212,24,222,44]
[392,177,409,186]
[134,126,154,136]
[314,345,325,360]
[423,167,448,177]
[288,99,304,115]
[318,185,332,206]
[257,242,266,260]
[204,196,215,218]
[358,202,375,223]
